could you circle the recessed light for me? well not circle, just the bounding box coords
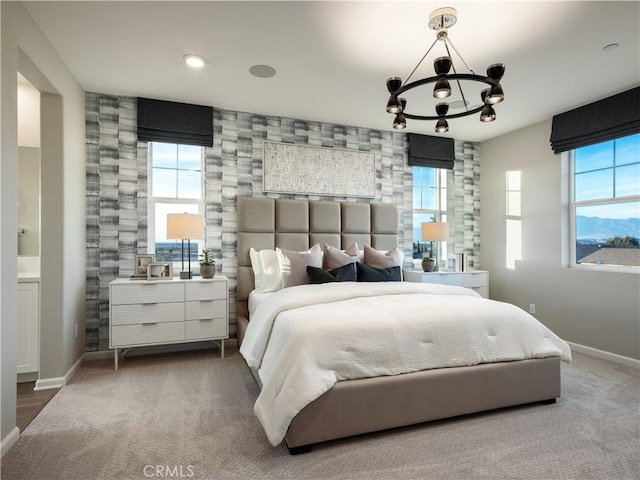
[602,43,619,52]
[249,64,276,78]
[449,100,470,110]
[184,54,206,68]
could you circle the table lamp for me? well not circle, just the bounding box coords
[421,222,449,270]
[167,213,204,279]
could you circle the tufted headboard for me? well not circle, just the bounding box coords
[236,197,399,321]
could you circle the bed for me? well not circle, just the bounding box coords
[236,197,571,453]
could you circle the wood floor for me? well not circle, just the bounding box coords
[16,382,60,432]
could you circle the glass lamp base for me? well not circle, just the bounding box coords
[179,271,193,279]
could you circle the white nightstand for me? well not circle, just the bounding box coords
[404,270,489,298]
[109,275,229,370]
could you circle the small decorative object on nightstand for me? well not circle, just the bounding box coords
[199,248,216,279]
[422,257,435,272]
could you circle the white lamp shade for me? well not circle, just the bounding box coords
[167,213,204,240]
[421,222,449,241]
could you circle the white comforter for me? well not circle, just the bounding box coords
[240,282,572,446]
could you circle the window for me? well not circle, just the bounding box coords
[413,167,447,263]
[506,171,522,269]
[570,133,640,270]
[148,142,204,263]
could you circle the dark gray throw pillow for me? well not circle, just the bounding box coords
[306,263,357,284]
[356,262,402,282]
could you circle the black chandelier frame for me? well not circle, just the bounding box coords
[392,74,501,121]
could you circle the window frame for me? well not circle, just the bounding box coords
[412,166,448,265]
[147,142,205,267]
[567,137,639,274]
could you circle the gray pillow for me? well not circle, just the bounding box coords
[322,243,359,270]
[307,263,357,284]
[276,244,323,288]
[356,262,402,282]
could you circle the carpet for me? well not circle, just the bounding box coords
[1,346,638,480]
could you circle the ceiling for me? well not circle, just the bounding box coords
[23,1,640,142]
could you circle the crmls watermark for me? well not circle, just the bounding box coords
[143,465,195,478]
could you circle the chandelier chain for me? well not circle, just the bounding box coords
[443,40,470,114]
[403,37,440,87]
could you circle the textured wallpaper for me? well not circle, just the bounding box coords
[85,93,479,351]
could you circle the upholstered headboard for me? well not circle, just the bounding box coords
[236,197,399,320]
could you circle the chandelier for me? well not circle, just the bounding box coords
[385,7,505,133]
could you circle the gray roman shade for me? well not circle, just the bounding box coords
[407,133,455,170]
[137,97,213,147]
[550,87,640,154]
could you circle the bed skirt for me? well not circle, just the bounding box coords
[284,356,560,450]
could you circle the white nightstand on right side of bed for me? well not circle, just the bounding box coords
[403,270,489,298]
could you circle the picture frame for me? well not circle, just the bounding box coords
[147,263,173,280]
[448,254,465,272]
[134,254,155,277]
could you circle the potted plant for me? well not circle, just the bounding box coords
[422,256,435,272]
[199,248,216,279]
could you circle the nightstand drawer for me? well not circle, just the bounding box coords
[186,299,226,321]
[111,322,184,347]
[185,281,226,301]
[422,273,464,286]
[185,318,227,340]
[111,282,184,305]
[111,302,184,326]
[463,272,488,288]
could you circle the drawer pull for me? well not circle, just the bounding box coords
[142,322,158,326]
[142,302,157,306]
[200,318,213,322]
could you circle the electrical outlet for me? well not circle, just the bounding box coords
[529,304,536,314]
[74,323,78,339]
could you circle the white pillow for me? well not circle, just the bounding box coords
[277,244,323,288]
[249,248,282,292]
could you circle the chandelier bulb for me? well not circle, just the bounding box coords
[434,56,452,75]
[386,77,403,94]
[393,114,407,130]
[435,118,449,133]
[480,105,496,122]
[435,102,449,116]
[386,96,403,114]
[433,78,451,99]
[486,84,504,104]
[487,63,505,81]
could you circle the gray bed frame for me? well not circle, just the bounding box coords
[236,197,560,453]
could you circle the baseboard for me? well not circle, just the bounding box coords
[34,353,86,391]
[568,342,640,369]
[84,349,113,360]
[1,426,20,458]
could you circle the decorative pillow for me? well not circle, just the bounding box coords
[276,244,323,288]
[249,248,282,292]
[323,243,359,270]
[356,262,402,282]
[363,245,404,269]
[307,263,357,284]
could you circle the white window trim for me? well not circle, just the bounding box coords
[567,149,639,274]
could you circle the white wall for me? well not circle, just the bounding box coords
[480,119,640,360]
[17,74,39,148]
[1,1,86,455]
